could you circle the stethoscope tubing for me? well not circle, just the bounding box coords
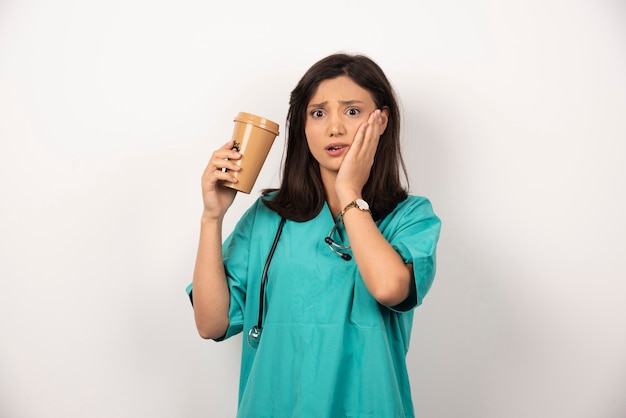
[249,217,286,348]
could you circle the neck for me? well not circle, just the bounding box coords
[321,170,341,217]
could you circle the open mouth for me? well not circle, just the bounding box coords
[325,144,348,157]
[325,143,348,152]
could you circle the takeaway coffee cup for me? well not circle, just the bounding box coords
[222,112,280,194]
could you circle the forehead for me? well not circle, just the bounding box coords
[308,76,375,104]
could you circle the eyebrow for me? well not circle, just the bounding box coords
[307,100,365,108]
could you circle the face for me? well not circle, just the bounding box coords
[304,75,384,178]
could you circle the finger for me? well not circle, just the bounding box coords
[366,109,383,137]
[203,164,239,188]
[214,142,242,161]
[212,153,242,171]
[204,164,240,188]
[208,140,243,168]
[350,120,369,151]
[203,157,239,181]
[202,152,241,185]
[363,109,382,148]
[219,139,239,151]
[212,169,239,185]
[351,111,380,160]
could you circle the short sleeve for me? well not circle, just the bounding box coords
[185,201,259,341]
[383,196,442,312]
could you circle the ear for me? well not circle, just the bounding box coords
[379,107,390,135]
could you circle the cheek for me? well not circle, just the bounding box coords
[305,124,322,145]
[344,120,363,138]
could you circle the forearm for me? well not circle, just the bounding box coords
[342,208,412,307]
[191,214,231,339]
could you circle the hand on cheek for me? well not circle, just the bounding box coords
[335,109,384,201]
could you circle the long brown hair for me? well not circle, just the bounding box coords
[263,53,408,221]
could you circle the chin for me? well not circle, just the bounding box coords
[319,163,343,176]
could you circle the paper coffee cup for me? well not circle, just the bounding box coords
[222,112,280,194]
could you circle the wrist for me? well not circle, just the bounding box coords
[339,198,371,219]
[335,190,361,208]
[201,211,224,226]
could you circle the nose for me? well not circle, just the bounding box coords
[328,114,345,137]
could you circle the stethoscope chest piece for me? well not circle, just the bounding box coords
[248,325,261,349]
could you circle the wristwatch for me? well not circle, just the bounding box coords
[340,198,371,218]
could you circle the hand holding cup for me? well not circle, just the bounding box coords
[222,112,280,194]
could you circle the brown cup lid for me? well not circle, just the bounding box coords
[234,112,280,136]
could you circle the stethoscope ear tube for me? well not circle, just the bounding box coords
[247,217,286,349]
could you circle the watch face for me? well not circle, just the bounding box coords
[356,199,369,210]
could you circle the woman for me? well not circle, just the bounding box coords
[188,53,441,417]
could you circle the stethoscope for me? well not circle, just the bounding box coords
[324,214,352,261]
[247,217,286,349]
[246,214,352,349]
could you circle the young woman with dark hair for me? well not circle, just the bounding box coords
[188,52,441,417]
[263,53,407,222]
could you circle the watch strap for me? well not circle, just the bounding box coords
[339,199,371,219]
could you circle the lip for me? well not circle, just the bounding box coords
[325,142,349,156]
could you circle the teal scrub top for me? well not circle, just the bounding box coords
[187,194,441,418]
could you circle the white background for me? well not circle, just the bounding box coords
[1,0,625,417]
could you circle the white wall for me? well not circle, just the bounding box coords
[1,0,625,417]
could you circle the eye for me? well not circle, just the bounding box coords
[346,107,360,116]
[310,109,324,118]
